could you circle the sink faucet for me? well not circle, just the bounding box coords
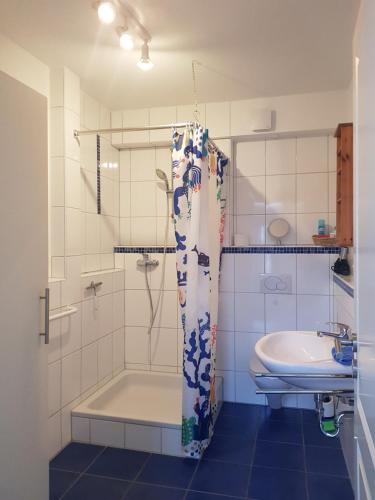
[317,322,357,353]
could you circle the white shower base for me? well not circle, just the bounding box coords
[72,370,223,457]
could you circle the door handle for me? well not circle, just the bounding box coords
[40,288,50,344]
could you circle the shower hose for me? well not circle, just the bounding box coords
[144,191,171,364]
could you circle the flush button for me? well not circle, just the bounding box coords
[260,274,292,294]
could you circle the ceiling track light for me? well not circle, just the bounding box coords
[137,41,154,71]
[117,26,134,51]
[96,1,116,25]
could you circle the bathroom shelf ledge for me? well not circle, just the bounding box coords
[333,272,354,298]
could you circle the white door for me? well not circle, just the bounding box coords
[354,1,375,498]
[0,71,48,499]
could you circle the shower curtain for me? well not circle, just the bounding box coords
[172,125,228,458]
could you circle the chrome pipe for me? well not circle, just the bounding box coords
[256,389,354,395]
[254,372,353,379]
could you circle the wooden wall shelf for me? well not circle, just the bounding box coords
[335,123,353,247]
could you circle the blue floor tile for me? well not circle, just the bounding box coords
[253,441,305,471]
[302,409,318,425]
[215,413,258,438]
[137,454,197,488]
[87,448,149,481]
[50,443,104,473]
[305,445,349,476]
[220,402,262,418]
[191,459,250,497]
[124,483,185,500]
[307,473,354,500]
[260,406,302,423]
[63,474,129,500]
[257,419,303,444]
[186,492,240,500]
[249,466,307,500]
[203,433,254,464]
[49,469,79,500]
[303,422,341,448]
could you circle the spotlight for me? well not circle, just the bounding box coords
[137,41,154,71]
[97,2,116,24]
[119,30,134,50]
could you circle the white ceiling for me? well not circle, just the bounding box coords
[0,0,359,110]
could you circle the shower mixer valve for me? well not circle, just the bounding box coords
[137,253,159,267]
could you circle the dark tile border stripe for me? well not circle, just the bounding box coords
[96,134,101,215]
[333,274,354,298]
[114,246,341,254]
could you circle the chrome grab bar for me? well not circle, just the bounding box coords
[40,288,50,345]
[254,372,353,378]
[49,305,78,322]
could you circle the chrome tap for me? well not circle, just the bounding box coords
[317,322,357,353]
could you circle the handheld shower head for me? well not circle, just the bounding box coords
[155,169,171,192]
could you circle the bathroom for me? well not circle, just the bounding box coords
[0,0,374,499]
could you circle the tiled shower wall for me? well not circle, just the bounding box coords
[48,69,125,459]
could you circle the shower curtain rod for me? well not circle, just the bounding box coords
[73,122,221,152]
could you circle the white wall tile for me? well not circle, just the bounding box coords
[218,292,235,331]
[150,254,177,291]
[51,157,65,207]
[234,254,264,292]
[98,293,113,338]
[152,291,178,329]
[50,107,64,157]
[113,328,125,373]
[266,138,296,175]
[296,136,327,173]
[161,428,183,457]
[297,294,330,330]
[296,173,328,213]
[235,332,263,371]
[297,254,330,295]
[48,360,61,416]
[235,372,265,405]
[151,328,177,366]
[149,106,177,142]
[98,334,113,380]
[234,293,265,332]
[328,135,337,172]
[61,303,81,357]
[65,207,82,256]
[236,141,265,177]
[220,254,234,292]
[64,109,80,162]
[266,174,296,214]
[82,92,99,130]
[72,417,90,443]
[125,424,161,453]
[216,331,235,370]
[81,343,98,393]
[120,150,131,181]
[236,215,266,245]
[91,419,125,447]
[123,108,149,144]
[130,149,155,181]
[216,370,235,402]
[48,319,62,364]
[296,213,328,243]
[131,182,156,216]
[61,350,81,406]
[125,326,150,364]
[125,290,150,326]
[131,217,157,245]
[120,182,131,217]
[236,176,266,214]
[265,254,297,292]
[265,294,297,332]
[82,298,98,346]
[51,207,65,257]
[113,291,125,331]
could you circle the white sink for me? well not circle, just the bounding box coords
[255,331,353,390]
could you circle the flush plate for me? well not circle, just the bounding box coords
[260,274,292,293]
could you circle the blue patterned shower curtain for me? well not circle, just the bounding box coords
[172,125,228,458]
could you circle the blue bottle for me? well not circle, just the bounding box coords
[318,219,326,235]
